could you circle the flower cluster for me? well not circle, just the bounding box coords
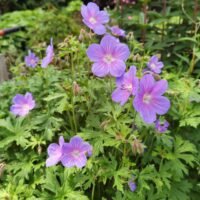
[81,2,125,37]
[12,39,55,117]
[84,3,170,125]
[46,136,92,168]
[24,39,54,68]
[81,3,171,191]
[7,3,172,195]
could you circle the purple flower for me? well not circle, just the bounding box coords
[128,181,136,192]
[46,136,65,167]
[41,38,54,68]
[147,55,164,74]
[110,26,126,37]
[112,66,139,105]
[155,119,169,133]
[133,74,170,124]
[87,35,130,77]
[10,92,35,117]
[62,136,92,168]
[81,2,109,35]
[24,50,39,68]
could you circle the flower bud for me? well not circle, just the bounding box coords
[132,139,145,155]
[73,81,81,95]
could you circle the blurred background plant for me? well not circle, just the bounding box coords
[0,0,82,68]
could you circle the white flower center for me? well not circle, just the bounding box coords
[30,59,35,64]
[143,94,152,104]
[103,54,115,64]
[22,104,30,112]
[122,83,133,92]
[72,150,80,158]
[89,17,97,25]
[150,63,156,69]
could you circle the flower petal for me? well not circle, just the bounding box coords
[109,60,126,77]
[140,106,157,124]
[10,105,29,116]
[59,136,65,147]
[47,143,61,156]
[116,75,124,88]
[61,154,76,168]
[87,44,103,62]
[12,94,25,104]
[152,96,170,115]
[74,154,87,168]
[133,95,142,113]
[100,35,119,54]
[70,136,83,147]
[97,11,109,24]
[92,62,109,77]
[123,66,138,92]
[46,156,60,167]
[81,5,89,19]
[80,142,92,154]
[113,44,130,61]
[133,94,157,124]
[112,88,131,105]
[151,79,168,95]
[87,2,99,15]
[140,74,155,92]
[93,24,106,35]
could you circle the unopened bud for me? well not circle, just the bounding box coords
[73,81,81,95]
[100,119,111,130]
[0,162,6,177]
[132,139,145,155]
[38,145,42,155]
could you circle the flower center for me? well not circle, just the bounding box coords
[150,63,156,69]
[143,94,152,104]
[72,150,81,158]
[89,17,97,25]
[122,83,133,92]
[22,104,30,113]
[30,59,35,64]
[103,54,115,64]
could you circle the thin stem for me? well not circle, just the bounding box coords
[67,111,74,133]
[159,157,164,172]
[91,182,96,200]
[181,0,195,24]
[70,51,78,133]
[109,76,113,94]
[72,102,77,133]
[161,0,166,41]
[141,3,148,44]
[71,53,75,80]
[188,23,200,74]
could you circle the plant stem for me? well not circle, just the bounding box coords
[141,2,148,44]
[72,99,77,133]
[188,23,200,74]
[70,52,78,133]
[67,111,74,133]
[91,182,96,200]
[161,0,166,41]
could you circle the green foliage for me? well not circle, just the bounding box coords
[110,0,200,75]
